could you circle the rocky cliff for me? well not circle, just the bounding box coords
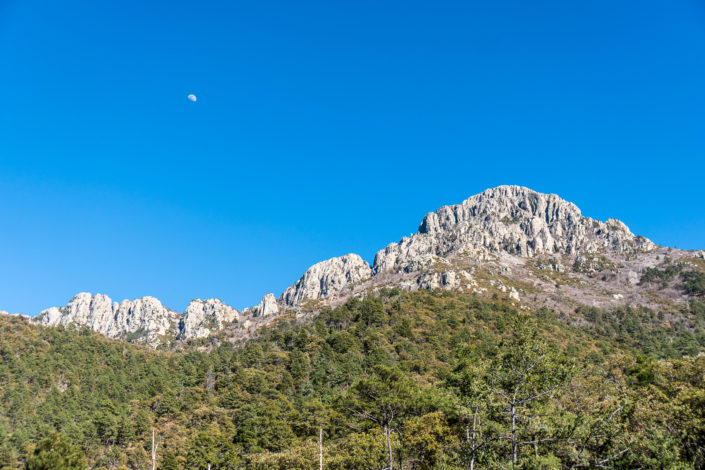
[280,254,372,307]
[18,185,701,347]
[180,299,239,339]
[249,293,280,317]
[35,293,240,346]
[373,185,653,274]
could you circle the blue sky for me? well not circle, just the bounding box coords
[1,0,704,314]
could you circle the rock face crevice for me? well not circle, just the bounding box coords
[26,185,667,347]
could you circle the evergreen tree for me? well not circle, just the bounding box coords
[25,432,86,470]
[343,365,417,470]
[487,315,572,468]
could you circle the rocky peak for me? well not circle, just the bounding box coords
[35,293,241,346]
[39,293,117,335]
[280,254,372,307]
[36,293,178,347]
[374,185,654,274]
[181,299,239,339]
[252,293,280,317]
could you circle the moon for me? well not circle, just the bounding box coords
[187,94,197,102]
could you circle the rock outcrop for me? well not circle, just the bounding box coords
[373,185,654,274]
[252,293,280,317]
[36,293,240,346]
[37,293,178,347]
[181,299,239,339]
[280,254,372,307]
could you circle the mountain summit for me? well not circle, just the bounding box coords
[27,186,703,346]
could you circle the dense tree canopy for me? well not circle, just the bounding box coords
[0,289,704,469]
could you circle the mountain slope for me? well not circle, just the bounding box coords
[17,185,705,347]
[1,289,704,468]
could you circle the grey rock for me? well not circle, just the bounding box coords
[253,293,280,317]
[36,293,178,347]
[35,293,240,346]
[373,185,654,274]
[181,299,239,339]
[280,254,371,307]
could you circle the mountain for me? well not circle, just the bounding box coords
[2,280,704,468]
[1,186,705,469]
[21,185,705,347]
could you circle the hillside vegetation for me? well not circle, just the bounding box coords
[1,290,704,469]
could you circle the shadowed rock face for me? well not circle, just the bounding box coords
[25,185,674,347]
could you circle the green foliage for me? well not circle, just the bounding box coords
[574,304,705,358]
[640,262,705,297]
[25,432,86,470]
[0,290,703,468]
[640,263,684,284]
[682,270,705,296]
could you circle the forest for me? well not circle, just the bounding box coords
[1,289,704,469]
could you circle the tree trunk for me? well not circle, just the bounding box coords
[465,423,472,470]
[385,424,393,470]
[511,404,517,468]
[206,366,215,391]
[470,409,478,470]
[151,428,156,470]
[319,427,323,470]
[533,432,538,456]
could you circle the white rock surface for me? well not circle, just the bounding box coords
[417,270,474,290]
[253,293,280,317]
[509,287,521,301]
[35,293,240,346]
[280,254,372,306]
[36,293,178,347]
[181,299,239,339]
[373,185,654,274]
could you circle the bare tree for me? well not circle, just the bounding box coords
[151,428,159,470]
[319,427,323,470]
[205,366,215,391]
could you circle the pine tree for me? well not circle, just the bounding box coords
[25,432,86,470]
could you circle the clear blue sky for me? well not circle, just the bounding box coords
[1,0,704,314]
